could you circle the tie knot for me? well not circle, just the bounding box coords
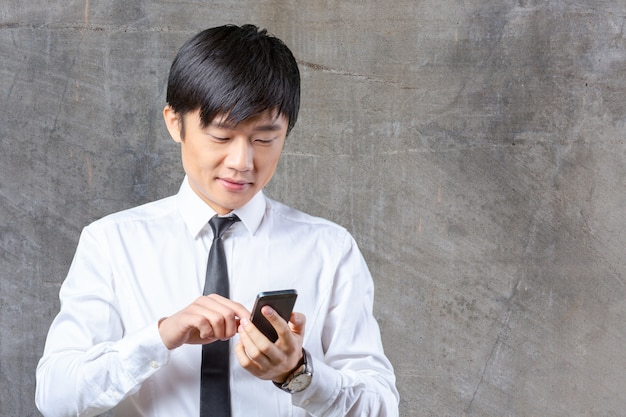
[209,215,240,240]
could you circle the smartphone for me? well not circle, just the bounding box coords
[250,289,298,342]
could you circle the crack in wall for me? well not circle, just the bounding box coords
[464,291,516,415]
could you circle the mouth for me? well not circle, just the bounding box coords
[218,177,252,191]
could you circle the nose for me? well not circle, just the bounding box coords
[224,138,253,171]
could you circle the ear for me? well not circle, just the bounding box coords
[163,105,183,143]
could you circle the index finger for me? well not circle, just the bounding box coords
[203,294,252,320]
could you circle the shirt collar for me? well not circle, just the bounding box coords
[177,176,266,238]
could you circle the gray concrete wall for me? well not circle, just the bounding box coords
[1,1,625,416]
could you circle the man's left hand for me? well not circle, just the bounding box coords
[234,306,306,383]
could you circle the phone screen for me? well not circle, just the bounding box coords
[250,289,298,342]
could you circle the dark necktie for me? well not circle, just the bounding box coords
[200,214,240,417]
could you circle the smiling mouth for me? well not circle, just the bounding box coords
[218,177,252,191]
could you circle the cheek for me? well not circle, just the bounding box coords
[266,142,285,169]
[179,146,195,171]
[262,151,282,174]
[251,153,279,187]
[182,142,220,171]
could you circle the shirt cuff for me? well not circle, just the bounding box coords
[115,321,171,384]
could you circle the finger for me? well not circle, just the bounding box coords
[237,319,270,364]
[195,296,242,339]
[234,338,253,367]
[241,318,270,355]
[288,312,306,336]
[190,304,228,340]
[234,338,265,378]
[262,306,292,342]
[189,313,216,341]
[205,294,252,322]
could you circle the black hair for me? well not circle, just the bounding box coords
[166,24,300,135]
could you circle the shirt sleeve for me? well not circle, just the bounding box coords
[35,225,170,417]
[291,232,400,417]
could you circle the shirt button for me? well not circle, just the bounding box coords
[150,361,159,369]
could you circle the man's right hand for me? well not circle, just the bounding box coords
[158,294,251,350]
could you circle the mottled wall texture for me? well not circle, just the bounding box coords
[1,1,625,416]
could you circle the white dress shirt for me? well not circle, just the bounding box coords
[36,177,399,417]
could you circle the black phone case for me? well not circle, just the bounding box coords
[250,289,298,342]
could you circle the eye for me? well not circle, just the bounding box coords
[209,134,230,142]
[254,137,276,144]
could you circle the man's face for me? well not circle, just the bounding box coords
[164,107,288,214]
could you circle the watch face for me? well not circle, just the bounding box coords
[288,373,312,392]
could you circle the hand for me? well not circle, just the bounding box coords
[235,306,306,383]
[158,294,251,350]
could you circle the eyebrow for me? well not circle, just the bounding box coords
[209,120,285,132]
[251,123,284,132]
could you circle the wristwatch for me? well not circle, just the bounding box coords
[274,348,313,393]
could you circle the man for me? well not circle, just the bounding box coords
[36,24,399,417]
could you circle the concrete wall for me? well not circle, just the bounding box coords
[1,1,625,416]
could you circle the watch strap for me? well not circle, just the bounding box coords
[273,348,312,393]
